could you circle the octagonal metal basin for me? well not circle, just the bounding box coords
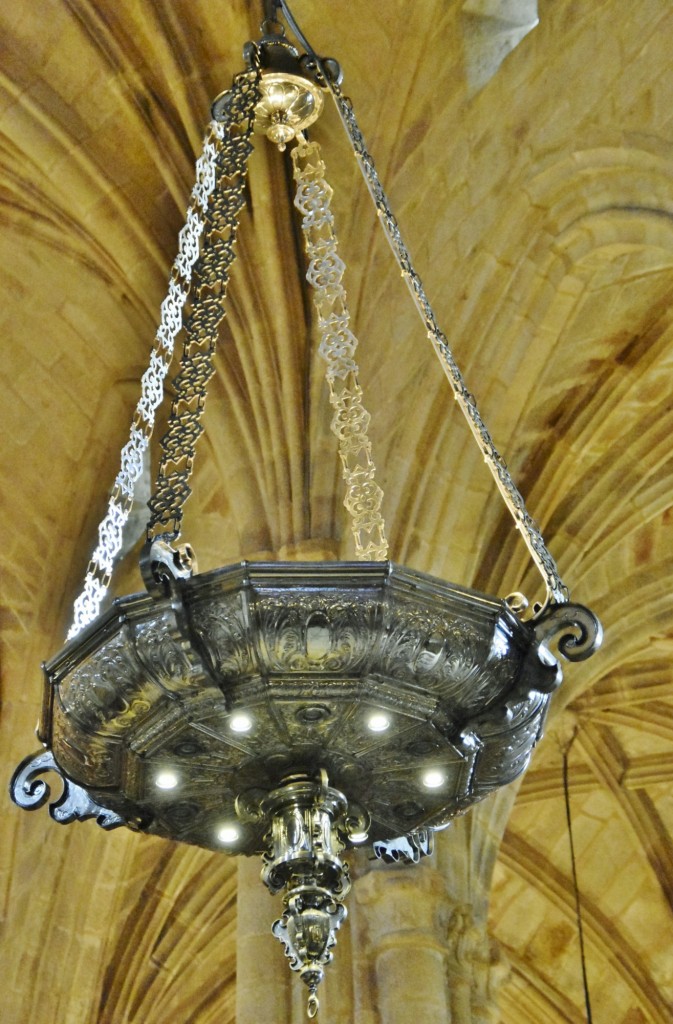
[30,561,596,853]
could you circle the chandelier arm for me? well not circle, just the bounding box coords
[291,138,389,561]
[275,0,568,604]
[146,63,262,544]
[66,62,261,639]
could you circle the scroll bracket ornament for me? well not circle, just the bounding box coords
[10,750,126,830]
[533,602,603,663]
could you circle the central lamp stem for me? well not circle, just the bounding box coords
[260,771,361,1017]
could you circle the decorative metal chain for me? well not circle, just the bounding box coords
[276,0,569,603]
[292,138,389,561]
[67,62,261,640]
[326,89,568,603]
[146,65,261,541]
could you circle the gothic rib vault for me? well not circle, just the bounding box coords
[1,2,673,1022]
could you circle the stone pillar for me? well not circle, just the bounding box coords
[354,860,454,1024]
[235,856,291,1024]
[445,904,509,1024]
[435,792,515,1024]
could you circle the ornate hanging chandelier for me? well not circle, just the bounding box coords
[10,3,602,1018]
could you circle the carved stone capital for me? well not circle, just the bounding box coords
[446,904,510,1023]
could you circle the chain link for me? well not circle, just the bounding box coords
[292,138,389,561]
[67,64,261,639]
[147,66,261,541]
[324,84,568,603]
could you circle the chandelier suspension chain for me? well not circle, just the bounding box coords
[276,0,568,604]
[68,0,568,630]
[328,91,568,604]
[146,66,261,542]
[292,138,389,561]
[67,62,261,640]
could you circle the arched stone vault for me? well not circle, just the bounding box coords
[2,2,672,1022]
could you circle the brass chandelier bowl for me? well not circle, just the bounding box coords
[10,3,602,1018]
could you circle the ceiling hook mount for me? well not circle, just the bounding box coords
[261,0,284,36]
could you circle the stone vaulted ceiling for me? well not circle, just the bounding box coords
[1,2,672,1022]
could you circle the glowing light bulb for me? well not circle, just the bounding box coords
[229,712,253,733]
[367,712,390,733]
[155,770,179,790]
[217,825,240,844]
[421,769,446,790]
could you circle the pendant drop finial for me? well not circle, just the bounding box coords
[257,772,355,1009]
[307,990,319,1018]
